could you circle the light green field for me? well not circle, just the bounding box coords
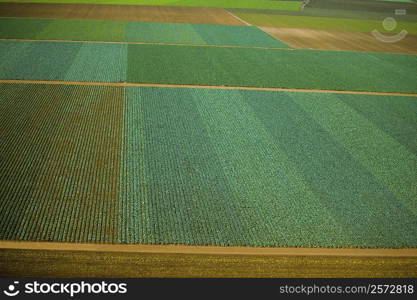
[233,12,417,34]
[0,0,302,10]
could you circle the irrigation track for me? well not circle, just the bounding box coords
[1,79,416,97]
[1,241,416,257]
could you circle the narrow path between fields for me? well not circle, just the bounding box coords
[1,80,416,97]
[0,240,416,257]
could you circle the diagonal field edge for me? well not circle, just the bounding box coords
[1,80,416,97]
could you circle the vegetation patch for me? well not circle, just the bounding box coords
[127,44,417,93]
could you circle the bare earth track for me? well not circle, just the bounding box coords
[1,241,416,277]
[261,27,417,55]
[0,2,245,25]
[1,79,416,97]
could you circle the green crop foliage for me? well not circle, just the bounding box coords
[121,86,417,247]
[0,18,51,39]
[127,44,417,93]
[0,41,127,82]
[1,83,416,247]
[0,83,124,243]
[37,19,126,42]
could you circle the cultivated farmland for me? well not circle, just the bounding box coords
[0,3,246,25]
[0,0,416,278]
[1,84,416,248]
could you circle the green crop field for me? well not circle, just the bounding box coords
[126,44,417,93]
[232,12,417,34]
[0,41,127,82]
[1,40,416,93]
[1,83,416,247]
[0,18,289,48]
[0,0,302,10]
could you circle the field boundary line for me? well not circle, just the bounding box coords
[0,38,293,51]
[0,241,416,257]
[1,80,416,97]
[257,25,294,48]
[225,10,252,26]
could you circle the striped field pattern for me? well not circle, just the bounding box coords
[0,84,124,243]
[0,40,416,93]
[0,18,288,47]
[1,83,416,247]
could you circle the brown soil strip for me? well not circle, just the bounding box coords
[0,3,244,25]
[261,27,417,55]
[1,240,416,257]
[0,38,292,51]
[1,246,416,277]
[1,79,416,98]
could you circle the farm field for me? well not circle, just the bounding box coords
[306,0,417,13]
[231,12,417,34]
[0,3,245,25]
[1,84,416,248]
[1,40,416,93]
[0,18,286,47]
[228,7,417,22]
[261,27,417,54]
[0,0,416,277]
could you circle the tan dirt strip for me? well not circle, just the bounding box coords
[0,38,292,51]
[1,79,416,98]
[0,3,244,25]
[1,241,416,257]
[2,248,416,277]
[260,27,417,55]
